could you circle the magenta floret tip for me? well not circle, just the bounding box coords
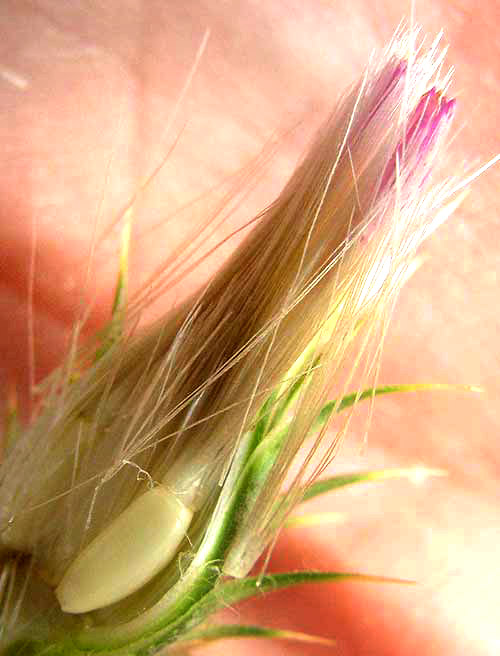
[379,85,456,194]
[412,87,456,150]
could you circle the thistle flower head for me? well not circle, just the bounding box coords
[0,30,467,655]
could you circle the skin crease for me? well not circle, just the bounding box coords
[0,1,499,655]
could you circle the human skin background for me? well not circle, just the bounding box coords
[0,1,499,655]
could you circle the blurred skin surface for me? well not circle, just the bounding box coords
[0,2,499,655]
